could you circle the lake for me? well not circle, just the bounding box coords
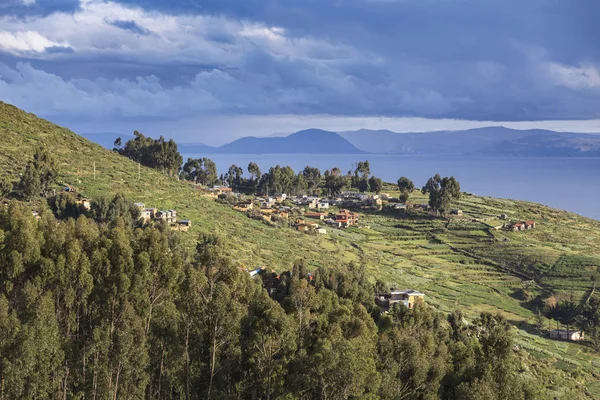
[183,154,600,220]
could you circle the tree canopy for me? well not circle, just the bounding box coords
[0,195,549,399]
[421,174,461,214]
[397,176,415,203]
[116,131,183,176]
[18,146,59,200]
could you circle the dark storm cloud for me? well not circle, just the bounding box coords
[0,0,598,126]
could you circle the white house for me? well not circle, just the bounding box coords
[549,330,584,341]
[317,201,330,210]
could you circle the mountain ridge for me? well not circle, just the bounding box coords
[82,126,600,157]
[338,127,600,156]
[198,128,365,154]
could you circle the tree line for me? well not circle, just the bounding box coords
[114,131,183,177]
[109,132,464,213]
[0,200,543,399]
[2,144,461,217]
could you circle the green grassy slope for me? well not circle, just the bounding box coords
[0,101,357,270]
[2,101,600,397]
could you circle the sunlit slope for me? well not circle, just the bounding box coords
[0,101,356,268]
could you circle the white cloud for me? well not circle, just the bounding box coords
[21,0,36,5]
[0,0,362,67]
[0,31,68,54]
[546,62,600,89]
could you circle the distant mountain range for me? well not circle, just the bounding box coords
[338,127,600,156]
[83,127,600,157]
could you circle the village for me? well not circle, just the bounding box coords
[190,185,593,343]
[202,184,537,236]
[27,183,579,344]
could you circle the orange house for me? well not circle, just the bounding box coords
[335,209,358,226]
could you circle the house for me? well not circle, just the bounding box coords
[140,207,156,223]
[500,214,508,220]
[306,198,319,209]
[512,223,525,231]
[375,289,425,310]
[341,191,369,201]
[296,224,309,232]
[451,209,463,216]
[390,290,425,309]
[155,210,177,224]
[77,198,91,210]
[317,228,327,234]
[274,193,287,202]
[261,201,273,209]
[171,220,192,232]
[133,202,145,210]
[213,185,233,195]
[32,210,41,221]
[549,329,584,341]
[179,219,192,230]
[233,201,253,212]
[295,217,306,225]
[525,220,536,229]
[317,201,330,210]
[335,209,358,226]
[305,211,326,220]
[363,197,383,210]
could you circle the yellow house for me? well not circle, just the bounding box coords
[233,201,253,212]
[389,290,425,309]
[77,198,91,210]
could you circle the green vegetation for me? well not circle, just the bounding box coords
[1,101,600,398]
[116,130,183,176]
[397,176,415,203]
[18,146,59,199]
[421,174,462,214]
[182,157,218,186]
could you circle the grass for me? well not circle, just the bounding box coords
[2,101,600,398]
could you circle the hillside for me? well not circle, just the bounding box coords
[0,102,352,269]
[339,127,600,156]
[2,101,600,398]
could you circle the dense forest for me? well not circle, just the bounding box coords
[0,199,544,399]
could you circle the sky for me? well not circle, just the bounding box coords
[1,0,600,146]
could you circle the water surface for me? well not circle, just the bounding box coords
[184,154,600,220]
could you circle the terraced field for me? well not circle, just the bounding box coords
[315,196,600,396]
